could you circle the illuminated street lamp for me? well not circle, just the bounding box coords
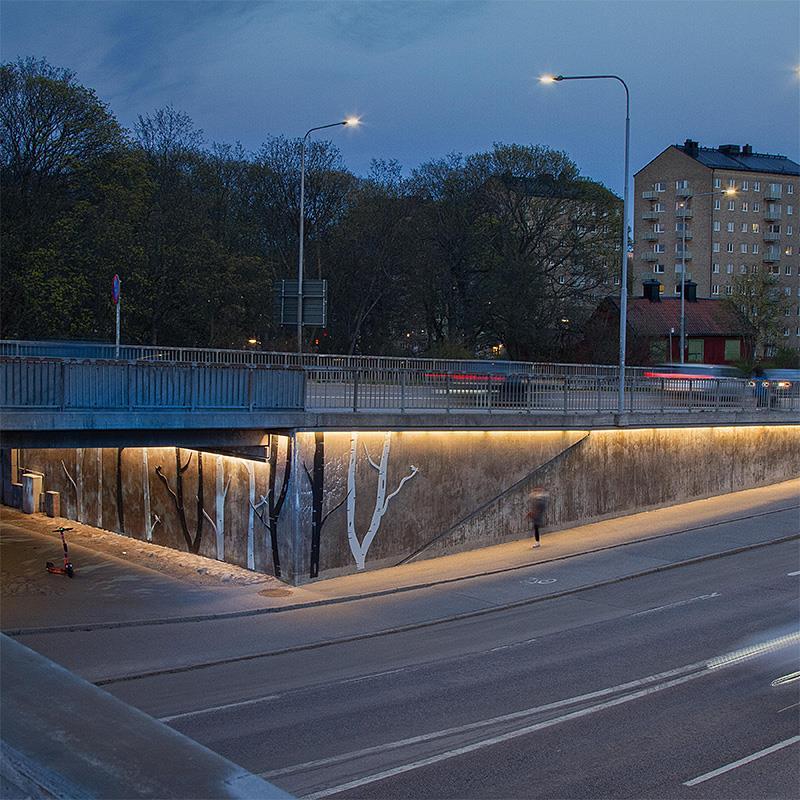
[540,73,630,414]
[677,187,736,363]
[297,117,360,353]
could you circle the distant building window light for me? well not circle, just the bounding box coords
[752,223,759,233]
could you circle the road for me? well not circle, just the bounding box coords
[13,502,799,799]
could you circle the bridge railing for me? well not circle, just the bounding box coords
[0,358,305,412]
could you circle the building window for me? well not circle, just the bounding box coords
[785,287,792,296]
[712,262,720,273]
[654,202,665,212]
[714,178,721,189]
[754,181,761,191]
[785,265,792,275]
[753,202,760,212]
[742,180,749,191]
[675,222,688,232]
[741,202,748,212]
[676,179,689,189]
[713,221,721,232]
[740,244,748,253]
[768,224,780,234]
[784,328,790,337]
[654,244,665,253]
[728,178,736,189]
[770,265,780,275]
[752,223,760,233]
[675,284,682,295]
[712,284,720,295]
[726,263,734,274]
[727,200,735,211]
[713,242,720,252]
[727,243,734,252]
[613,276,620,285]
[752,265,759,274]
[786,247,794,256]
[724,339,740,361]
[726,222,734,232]
[740,264,747,274]
[769,183,782,195]
[788,184,794,195]
[654,223,665,233]
[688,339,704,362]
[741,223,748,233]
[724,285,733,296]
[788,205,794,215]
[653,264,665,273]
[788,225,793,235]
[655,181,666,192]
[558,276,566,284]
[714,199,721,210]
[752,243,759,254]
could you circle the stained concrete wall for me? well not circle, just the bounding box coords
[4,424,799,584]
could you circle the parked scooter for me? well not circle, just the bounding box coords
[46,527,75,578]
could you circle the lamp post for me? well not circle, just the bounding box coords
[540,73,630,414]
[297,117,359,353]
[677,188,735,363]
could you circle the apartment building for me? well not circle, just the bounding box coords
[634,140,800,351]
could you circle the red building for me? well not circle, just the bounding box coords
[587,281,753,365]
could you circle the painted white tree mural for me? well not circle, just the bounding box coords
[245,461,256,570]
[346,432,418,570]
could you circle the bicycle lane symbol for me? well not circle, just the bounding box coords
[524,577,557,585]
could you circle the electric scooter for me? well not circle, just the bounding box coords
[46,526,75,578]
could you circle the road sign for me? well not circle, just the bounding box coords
[112,274,121,305]
[275,279,327,327]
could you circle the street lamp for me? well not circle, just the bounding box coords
[677,187,735,363]
[297,117,360,353]
[540,73,630,414]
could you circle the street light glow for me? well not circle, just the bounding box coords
[344,116,361,126]
[539,74,560,84]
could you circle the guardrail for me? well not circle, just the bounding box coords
[0,358,305,412]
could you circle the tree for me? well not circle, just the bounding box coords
[726,270,791,364]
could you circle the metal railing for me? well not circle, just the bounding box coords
[0,358,305,412]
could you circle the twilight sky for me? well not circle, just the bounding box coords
[2,0,798,196]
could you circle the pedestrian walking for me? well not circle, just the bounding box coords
[528,487,549,548]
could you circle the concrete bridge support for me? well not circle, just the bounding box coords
[3,423,799,585]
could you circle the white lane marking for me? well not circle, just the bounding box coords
[274,632,800,797]
[299,672,705,799]
[632,592,720,617]
[263,658,710,779]
[683,735,800,787]
[787,570,800,576]
[771,671,800,687]
[778,702,800,714]
[489,637,538,653]
[160,695,280,722]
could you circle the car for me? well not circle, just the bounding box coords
[642,363,747,404]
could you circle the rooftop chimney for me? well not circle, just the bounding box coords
[642,279,661,303]
[719,144,741,156]
[685,280,697,303]
[683,139,699,158]
[742,144,753,156]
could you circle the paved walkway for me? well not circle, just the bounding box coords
[2,478,798,633]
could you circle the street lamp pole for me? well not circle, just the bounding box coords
[297,118,359,353]
[540,74,630,414]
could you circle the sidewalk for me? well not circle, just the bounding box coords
[2,478,799,632]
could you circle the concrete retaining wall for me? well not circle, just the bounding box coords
[5,423,799,584]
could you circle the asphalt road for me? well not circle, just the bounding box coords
[16,513,796,799]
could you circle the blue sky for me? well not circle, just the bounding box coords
[2,0,799,196]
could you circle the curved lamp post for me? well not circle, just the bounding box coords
[297,117,360,353]
[540,73,630,414]
[677,188,735,363]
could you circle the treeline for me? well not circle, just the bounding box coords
[1,58,623,360]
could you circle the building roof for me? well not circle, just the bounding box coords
[605,297,751,337]
[676,142,800,176]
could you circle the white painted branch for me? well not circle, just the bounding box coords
[147,513,161,539]
[61,459,79,521]
[75,447,84,523]
[362,441,380,471]
[96,449,103,528]
[214,455,230,561]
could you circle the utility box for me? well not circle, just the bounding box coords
[44,491,61,518]
[22,473,43,515]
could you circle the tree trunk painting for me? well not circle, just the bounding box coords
[95,449,103,528]
[213,455,231,560]
[245,461,256,569]
[155,447,205,554]
[61,450,83,522]
[116,447,125,533]
[142,449,152,541]
[346,432,418,571]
